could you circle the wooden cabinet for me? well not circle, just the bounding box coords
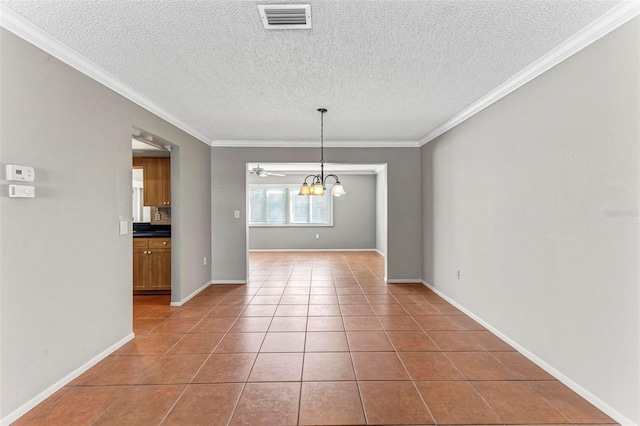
[133,238,171,293]
[142,158,171,207]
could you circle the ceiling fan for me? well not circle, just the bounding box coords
[249,164,286,178]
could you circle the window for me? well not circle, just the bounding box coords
[249,188,287,224]
[249,185,333,226]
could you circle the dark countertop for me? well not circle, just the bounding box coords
[133,232,171,238]
[132,223,171,238]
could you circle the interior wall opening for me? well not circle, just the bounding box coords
[131,127,175,305]
[245,162,388,281]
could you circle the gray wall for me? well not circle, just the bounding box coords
[421,18,639,424]
[212,147,421,281]
[0,29,212,421]
[375,168,388,256]
[130,127,212,305]
[248,173,376,250]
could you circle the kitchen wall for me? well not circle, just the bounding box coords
[0,28,212,423]
[248,173,376,250]
[211,147,421,282]
[150,206,171,224]
[421,17,639,424]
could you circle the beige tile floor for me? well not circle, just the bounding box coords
[16,251,617,425]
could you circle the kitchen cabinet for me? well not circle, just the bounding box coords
[142,157,171,207]
[133,238,171,293]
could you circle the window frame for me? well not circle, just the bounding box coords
[248,184,334,227]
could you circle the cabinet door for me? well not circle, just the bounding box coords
[143,158,163,206]
[160,158,171,205]
[133,248,150,291]
[148,249,171,290]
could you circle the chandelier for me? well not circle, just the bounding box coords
[298,108,346,197]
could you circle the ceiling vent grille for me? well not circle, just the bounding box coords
[258,4,311,29]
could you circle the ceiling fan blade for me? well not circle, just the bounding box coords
[267,173,286,176]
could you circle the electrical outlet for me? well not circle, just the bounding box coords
[315,234,320,239]
[203,257,208,266]
[456,270,460,279]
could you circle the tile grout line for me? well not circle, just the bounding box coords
[224,254,269,426]
[153,293,239,425]
[374,288,438,425]
[158,285,268,424]
[341,251,372,425]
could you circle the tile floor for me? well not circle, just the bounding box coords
[16,251,617,425]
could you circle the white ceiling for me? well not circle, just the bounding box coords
[132,139,163,152]
[1,0,635,147]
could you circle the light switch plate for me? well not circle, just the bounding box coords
[9,184,35,198]
[119,220,128,235]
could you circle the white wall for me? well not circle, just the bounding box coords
[212,147,422,282]
[248,173,376,250]
[421,18,639,424]
[0,29,212,422]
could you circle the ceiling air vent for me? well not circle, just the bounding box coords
[258,4,311,29]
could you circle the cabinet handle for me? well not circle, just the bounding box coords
[163,242,167,245]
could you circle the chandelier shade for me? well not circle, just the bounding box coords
[331,182,346,197]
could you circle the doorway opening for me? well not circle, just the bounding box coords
[245,162,388,282]
[132,128,174,302]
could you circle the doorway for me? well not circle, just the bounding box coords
[131,129,173,299]
[245,162,388,281]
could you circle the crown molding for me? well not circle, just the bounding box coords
[418,0,640,146]
[0,4,214,146]
[3,1,635,150]
[211,140,420,148]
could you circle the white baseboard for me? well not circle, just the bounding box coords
[170,281,212,306]
[210,280,247,285]
[1,332,135,426]
[420,280,635,426]
[386,278,423,284]
[249,248,379,252]
[374,249,386,257]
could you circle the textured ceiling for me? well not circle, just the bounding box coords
[1,0,628,146]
